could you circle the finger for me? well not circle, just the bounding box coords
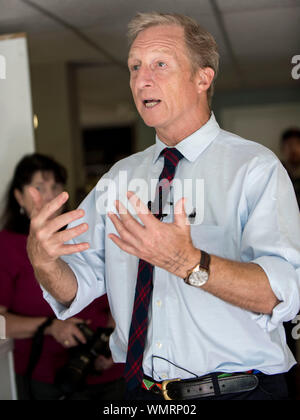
[51,222,89,245]
[69,317,85,324]
[58,242,90,256]
[113,201,144,236]
[27,187,43,218]
[63,337,78,348]
[34,191,69,226]
[127,191,157,226]
[108,211,137,241]
[108,233,138,256]
[72,328,87,344]
[46,209,86,234]
[174,197,190,228]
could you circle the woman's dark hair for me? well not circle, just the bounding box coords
[0,153,67,235]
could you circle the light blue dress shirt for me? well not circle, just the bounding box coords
[43,113,300,381]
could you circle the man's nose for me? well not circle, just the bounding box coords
[135,66,154,89]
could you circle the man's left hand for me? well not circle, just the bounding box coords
[108,191,200,279]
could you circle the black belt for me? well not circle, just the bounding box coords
[142,372,259,400]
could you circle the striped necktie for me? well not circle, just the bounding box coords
[124,147,184,390]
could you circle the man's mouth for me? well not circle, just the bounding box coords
[143,99,161,108]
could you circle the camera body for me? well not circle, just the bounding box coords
[55,323,113,396]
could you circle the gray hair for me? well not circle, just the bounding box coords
[127,12,219,106]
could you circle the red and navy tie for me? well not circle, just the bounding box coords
[124,147,184,390]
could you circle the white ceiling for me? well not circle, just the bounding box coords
[1,0,299,126]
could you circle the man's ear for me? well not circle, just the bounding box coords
[196,67,215,94]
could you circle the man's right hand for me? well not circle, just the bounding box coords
[26,188,90,305]
[27,188,89,267]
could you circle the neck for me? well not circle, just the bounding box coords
[155,106,211,147]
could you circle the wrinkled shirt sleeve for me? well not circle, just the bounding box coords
[240,156,300,332]
[42,186,107,320]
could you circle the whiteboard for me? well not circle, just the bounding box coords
[220,102,300,158]
[0,33,35,215]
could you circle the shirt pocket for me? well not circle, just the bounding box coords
[190,224,225,257]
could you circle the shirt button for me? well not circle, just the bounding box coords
[156,300,162,307]
[156,342,162,349]
[161,374,168,379]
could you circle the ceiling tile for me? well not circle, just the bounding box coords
[0,0,63,34]
[217,0,300,13]
[31,0,213,30]
[223,8,300,60]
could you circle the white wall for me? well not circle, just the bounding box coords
[221,102,300,158]
[0,33,35,215]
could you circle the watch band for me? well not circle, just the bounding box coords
[184,250,211,282]
[200,250,211,271]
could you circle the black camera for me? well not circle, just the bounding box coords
[55,323,113,397]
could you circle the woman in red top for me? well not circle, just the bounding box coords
[0,154,125,400]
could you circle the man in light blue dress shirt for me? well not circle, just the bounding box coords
[27,13,300,400]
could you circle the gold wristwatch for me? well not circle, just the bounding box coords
[184,250,211,287]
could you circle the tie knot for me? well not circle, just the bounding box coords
[160,147,184,168]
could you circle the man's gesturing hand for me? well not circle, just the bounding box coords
[108,191,200,279]
[27,188,89,269]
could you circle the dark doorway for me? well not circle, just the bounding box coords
[82,125,134,193]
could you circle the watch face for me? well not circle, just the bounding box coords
[189,269,209,287]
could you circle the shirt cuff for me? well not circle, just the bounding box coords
[250,256,300,332]
[42,259,105,320]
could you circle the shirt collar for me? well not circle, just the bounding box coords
[152,112,220,163]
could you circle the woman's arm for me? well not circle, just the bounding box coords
[0,305,87,346]
[0,305,47,339]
